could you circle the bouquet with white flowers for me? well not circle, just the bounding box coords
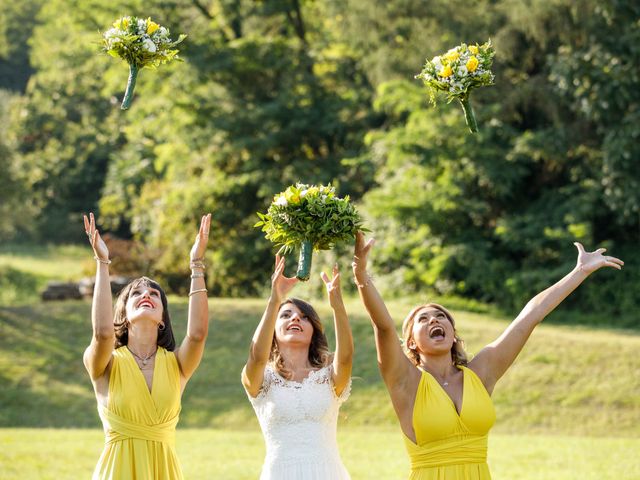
[255,184,365,281]
[416,40,495,133]
[103,16,186,110]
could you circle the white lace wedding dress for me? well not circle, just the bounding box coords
[247,364,351,480]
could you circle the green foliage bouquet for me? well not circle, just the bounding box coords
[103,16,186,110]
[416,40,495,133]
[255,184,365,281]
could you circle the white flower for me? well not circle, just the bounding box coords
[432,56,443,71]
[143,38,156,52]
[137,19,147,34]
[300,189,308,197]
[275,196,288,207]
[104,28,120,39]
[321,195,327,203]
[457,66,468,77]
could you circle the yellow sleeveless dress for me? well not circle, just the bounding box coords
[404,366,495,480]
[92,346,183,480]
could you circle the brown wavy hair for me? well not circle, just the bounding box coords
[113,277,176,351]
[401,303,468,367]
[270,298,331,379]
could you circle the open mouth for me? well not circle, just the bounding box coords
[138,300,154,309]
[286,324,303,332]
[429,325,445,340]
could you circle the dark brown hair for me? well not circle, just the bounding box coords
[401,303,468,367]
[113,277,176,351]
[270,298,331,379]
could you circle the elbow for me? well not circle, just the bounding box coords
[94,329,114,342]
[187,329,208,343]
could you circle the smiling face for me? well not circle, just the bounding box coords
[275,301,314,346]
[402,303,468,366]
[125,282,164,326]
[410,306,455,355]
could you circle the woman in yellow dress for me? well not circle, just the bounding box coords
[352,232,623,479]
[83,212,211,480]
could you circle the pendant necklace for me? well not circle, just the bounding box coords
[128,346,157,366]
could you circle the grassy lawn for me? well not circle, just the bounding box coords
[1,298,639,436]
[0,428,638,479]
[1,245,639,478]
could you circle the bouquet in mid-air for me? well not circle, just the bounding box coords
[416,40,495,133]
[102,16,186,110]
[255,184,365,281]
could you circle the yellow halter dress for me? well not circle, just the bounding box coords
[92,346,183,480]
[404,366,495,480]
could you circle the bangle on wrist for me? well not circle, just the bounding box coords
[191,272,205,279]
[188,288,208,297]
[190,261,206,270]
[94,256,111,265]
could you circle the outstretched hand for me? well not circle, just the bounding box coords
[321,264,342,306]
[352,231,375,279]
[272,254,298,301]
[83,212,109,261]
[190,214,212,261]
[574,242,624,275]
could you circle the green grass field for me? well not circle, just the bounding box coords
[0,245,639,478]
[1,429,638,479]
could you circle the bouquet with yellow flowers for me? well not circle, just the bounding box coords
[103,16,186,110]
[255,184,365,281]
[416,40,495,133]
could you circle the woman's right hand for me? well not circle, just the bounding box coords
[353,231,374,284]
[83,212,110,262]
[271,254,298,301]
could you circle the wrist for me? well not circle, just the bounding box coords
[94,256,111,265]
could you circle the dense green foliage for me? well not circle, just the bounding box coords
[1,0,637,322]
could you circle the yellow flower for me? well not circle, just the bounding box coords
[113,17,129,29]
[444,49,460,63]
[438,65,453,77]
[466,56,479,72]
[284,187,301,205]
[469,45,479,55]
[147,18,160,34]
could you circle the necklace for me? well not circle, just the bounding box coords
[420,365,454,387]
[127,346,157,366]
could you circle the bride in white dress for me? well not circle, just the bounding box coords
[242,255,354,480]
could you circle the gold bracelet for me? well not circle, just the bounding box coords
[94,256,112,264]
[188,288,208,297]
[190,272,205,279]
[353,273,372,289]
[190,261,206,270]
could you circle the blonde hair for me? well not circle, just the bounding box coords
[270,298,331,379]
[401,303,468,367]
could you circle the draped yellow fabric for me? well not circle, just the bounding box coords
[404,366,496,480]
[92,346,183,480]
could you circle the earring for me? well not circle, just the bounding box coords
[158,323,165,331]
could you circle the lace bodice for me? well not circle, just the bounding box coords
[247,365,351,478]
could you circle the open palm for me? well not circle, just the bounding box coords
[272,255,298,300]
[83,213,109,261]
[575,242,624,275]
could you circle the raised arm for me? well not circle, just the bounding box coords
[242,255,298,397]
[82,213,115,380]
[471,242,624,392]
[175,214,211,383]
[352,232,417,391]
[321,265,353,396]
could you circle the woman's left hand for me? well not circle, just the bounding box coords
[190,214,212,262]
[574,242,624,275]
[321,264,343,306]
